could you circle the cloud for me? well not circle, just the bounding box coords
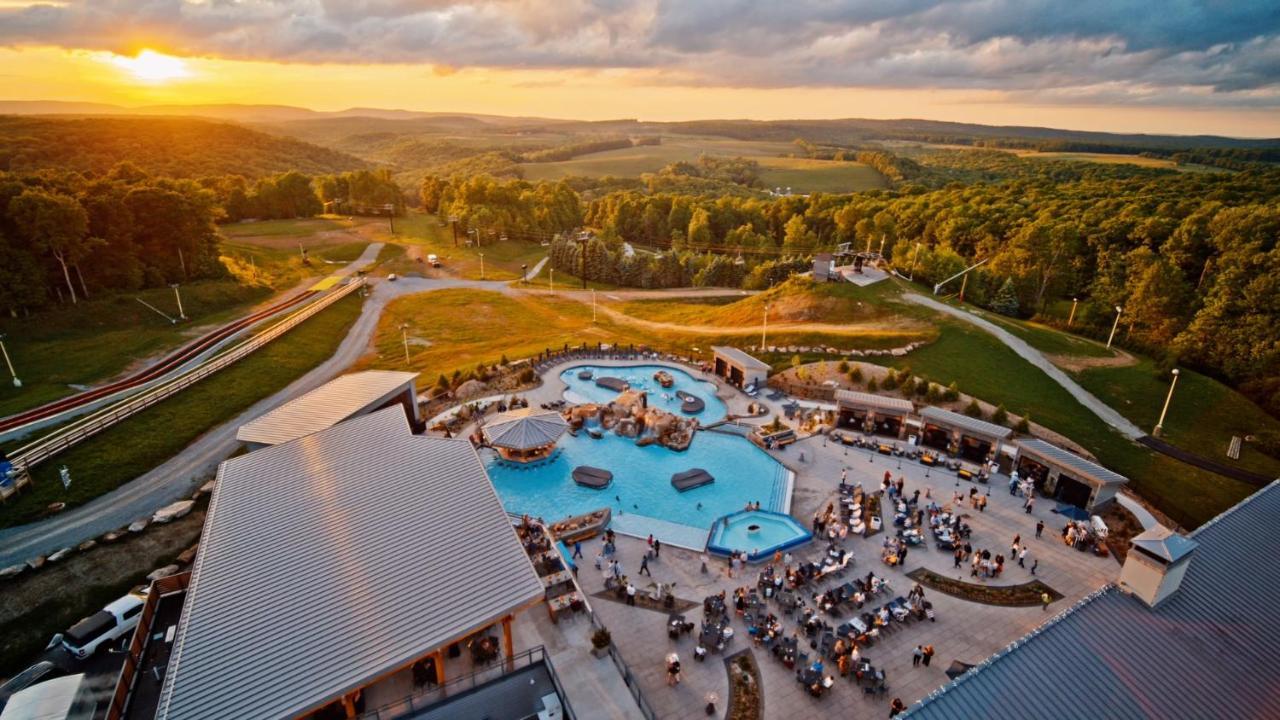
[0,0,1276,108]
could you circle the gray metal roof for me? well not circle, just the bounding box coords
[1017,438,1128,486]
[158,407,544,720]
[1130,525,1198,564]
[919,406,1012,440]
[711,346,771,371]
[834,389,914,414]
[482,408,568,450]
[236,370,418,446]
[907,481,1280,720]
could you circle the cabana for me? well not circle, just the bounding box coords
[482,408,569,463]
[1015,439,1128,510]
[919,406,1012,462]
[835,390,914,437]
[671,468,715,491]
[711,346,770,390]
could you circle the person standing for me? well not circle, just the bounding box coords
[572,540,583,559]
[922,645,934,667]
[640,554,651,576]
[1018,548,1028,568]
[890,698,907,717]
[912,645,923,667]
[953,547,963,568]
[1025,496,1035,514]
[653,538,662,558]
[626,582,637,606]
[1030,559,1038,576]
[1035,520,1044,538]
[1041,592,1051,611]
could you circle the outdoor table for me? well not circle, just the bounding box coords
[798,669,821,686]
[542,570,572,588]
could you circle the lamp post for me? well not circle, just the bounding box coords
[1153,368,1181,438]
[1068,297,1079,327]
[399,323,411,364]
[479,253,485,280]
[761,303,770,350]
[1106,305,1124,349]
[170,283,187,320]
[592,289,597,323]
[0,334,20,388]
[549,268,555,295]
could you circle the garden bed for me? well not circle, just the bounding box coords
[907,568,1063,607]
[724,649,763,720]
[590,588,697,615]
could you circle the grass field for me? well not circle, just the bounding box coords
[0,293,364,528]
[368,212,547,281]
[615,277,902,327]
[0,281,271,418]
[218,216,354,241]
[521,137,888,193]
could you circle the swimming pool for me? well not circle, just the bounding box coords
[559,364,727,423]
[485,429,791,543]
[707,510,813,561]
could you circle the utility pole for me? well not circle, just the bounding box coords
[170,283,187,320]
[761,303,770,350]
[1106,306,1124,349]
[549,268,555,295]
[0,334,21,388]
[449,215,460,247]
[400,323,411,364]
[1153,368,1181,438]
[1068,297,1079,327]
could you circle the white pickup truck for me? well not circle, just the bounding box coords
[60,590,147,658]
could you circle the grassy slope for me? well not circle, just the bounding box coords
[0,281,271,418]
[0,293,364,528]
[521,137,888,193]
[371,212,546,281]
[616,277,899,327]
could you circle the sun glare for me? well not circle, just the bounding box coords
[110,50,190,82]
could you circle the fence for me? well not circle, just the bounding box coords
[587,610,661,720]
[354,646,574,720]
[3,279,364,495]
[105,571,192,720]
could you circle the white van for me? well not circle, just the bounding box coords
[427,254,441,268]
[60,592,146,659]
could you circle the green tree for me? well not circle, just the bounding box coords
[991,278,1021,317]
[9,189,93,304]
[964,399,983,418]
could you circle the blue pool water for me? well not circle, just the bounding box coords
[486,430,789,533]
[707,510,813,561]
[560,364,727,423]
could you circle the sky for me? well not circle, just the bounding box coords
[1,0,1278,137]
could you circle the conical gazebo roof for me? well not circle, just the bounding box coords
[482,408,569,450]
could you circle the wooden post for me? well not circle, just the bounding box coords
[434,649,446,686]
[502,616,515,671]
[341,692,358,718]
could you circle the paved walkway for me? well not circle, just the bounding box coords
[902,294,1144,440]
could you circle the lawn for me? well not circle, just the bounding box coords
[218,216,353,241]
[366,211,547,281]
[614,277,903,327]
[0,281,271,418]
[865,321,1256,528]
[0,293,364,528]
[521,137,888,193]
[361,288,930,386]
[1074,361,1280,479]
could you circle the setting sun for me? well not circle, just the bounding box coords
[108,49,189,82]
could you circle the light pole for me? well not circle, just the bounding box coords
[761,303,770,350]
[0,334,20,388]
[1154,369,1181,438]
[549,268,555,295]
[170,283,187,320]
[1068,297,1079,327]
[592,289,597,323]
[479,253,485,280]
[399,323,411,364]
[1106,305,1123,349]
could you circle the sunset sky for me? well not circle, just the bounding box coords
[2,0,1278,136]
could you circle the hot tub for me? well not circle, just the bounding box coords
[706,510,813,562]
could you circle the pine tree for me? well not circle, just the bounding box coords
[991,278,1021,317]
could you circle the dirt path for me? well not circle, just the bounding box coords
[1046,348,1138,372]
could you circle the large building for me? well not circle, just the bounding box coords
[710,346,770,390]
[907,481,1280,720]
[1014,438,1129,510]
[146,407,554,719]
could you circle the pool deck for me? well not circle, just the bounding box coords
[450,358,1121,720]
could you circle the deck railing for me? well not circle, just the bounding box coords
[105,571,192,720]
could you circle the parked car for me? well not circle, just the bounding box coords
[60,591,146,659]
[387,273,398,282]
[427,254,441,268]
[0,661,65,710]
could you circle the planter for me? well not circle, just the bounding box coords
[907,568,1063,607]
[723,650,763,720]
[591,644,610,659]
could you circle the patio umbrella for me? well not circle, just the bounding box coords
[945,660,975,680]
[1054,504,1090,522]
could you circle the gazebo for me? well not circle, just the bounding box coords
[482,408,569,462]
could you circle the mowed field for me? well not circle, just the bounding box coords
[521,136,889,192]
